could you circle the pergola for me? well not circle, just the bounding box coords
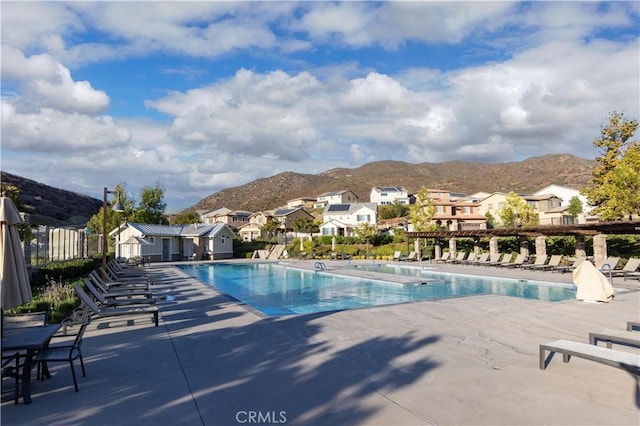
[406,220,640,264]
[407,220,640,239]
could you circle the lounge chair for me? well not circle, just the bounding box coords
[610,257,640,280]
[82,278,156,307]
[74,285,159,327]
[551,257,587,273]
[478,253,501,267]
[403,251,418,262]
[33,318,91,392]
[527,254,562,271]
[489,253,513,267]
[87,273,153,298]
[393,251,403,261]
[500,253,527,268]
[589,329,640,349]
[595,257,620,271]
[447,252,467,264]
[93,269,150,291]
[539,339,640,375]
[627,321,640,331]
[521,254,548,270]
[468,253,489,266]
[435,252,451,263]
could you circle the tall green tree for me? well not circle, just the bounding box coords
[409,186,439,231]
[499,192,538,227]
[355,222,379,256]
[583,111,639,219]
[172,210,202,225]
[261,219,281,240]
[292,216,319,236]
[567,196,583,219]
[595,142,640,220]
[133,183,168,224]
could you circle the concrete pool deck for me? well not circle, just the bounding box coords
[2,259,639,425]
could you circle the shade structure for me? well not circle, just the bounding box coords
[0,197,32,309]
[118,235,150,258]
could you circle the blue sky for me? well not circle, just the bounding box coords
[1,1,639,211]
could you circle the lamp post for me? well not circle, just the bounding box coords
[102,187,125,279]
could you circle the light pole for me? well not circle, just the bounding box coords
[102,187,125,279]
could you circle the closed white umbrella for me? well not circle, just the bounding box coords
[0,197,33,310]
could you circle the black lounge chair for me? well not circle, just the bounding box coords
[74,285,159,327]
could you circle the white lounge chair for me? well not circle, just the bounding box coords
[589,329,640,349]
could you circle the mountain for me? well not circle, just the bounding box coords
[1,171,102,226]
[192,154,596,212]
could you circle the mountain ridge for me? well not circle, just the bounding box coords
[1,154,596,223]
[192,154,596,212]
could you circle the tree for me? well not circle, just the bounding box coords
[595,142,640,220]
[261,219,281,241]
[133,183,168,224]
[583,111,639,219]
[409,186,439,231]
[172,210,202,225]
[86,183,131,234]
[567,196,583,219]
[291,216,319,236]
[354,222,379,257]
[499,192,538,227]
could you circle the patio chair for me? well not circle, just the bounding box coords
[447,252,467,264]
[478,253,501,267]
[93,268,150,291]
[551,257,587,273]
[527,254,562,271]
[86,274,154,299]
[460,252,478,265]
[627,321,640,331]
[82,278,156,307]
[403,251,418,262]
[74,285,159,327]
[589,329,640,349]
[2,352,20,404]
[610,257,640,280]
[33,318,91,392]
[435,252,451,263]
[467,252,489,266]
[489,253,513,267]
[521,254,548,270]
[500,253,527,268]
[485,253,511,266]
[393,251,403,261]
[595,257,620,271]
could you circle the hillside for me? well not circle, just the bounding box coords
[1,171,102,226]
[192,154,596,211]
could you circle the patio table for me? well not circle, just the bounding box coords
[2,324,61,404]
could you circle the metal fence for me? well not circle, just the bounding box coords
[26,225,103,266]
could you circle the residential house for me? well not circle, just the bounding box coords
[113,222,236,262]
[369,186,410,205]
[410,189,485,231]
[237,210,276,242]
[533,184,593,223]
[201,207,252,229]
[524,194,566,225]
[273,207,315,231]
[286,197,317,209]
[313,190,359,208]
[319,202,377,236]
[476,192,508,224]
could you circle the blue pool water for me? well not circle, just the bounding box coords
[178,263,576,317]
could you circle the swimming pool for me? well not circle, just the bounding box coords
[178,262,576,317]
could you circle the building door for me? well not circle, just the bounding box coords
[162,238,171,262]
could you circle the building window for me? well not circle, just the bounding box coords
[498,202,504,210]
[436,206,444,213]
[356,214,370,222]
